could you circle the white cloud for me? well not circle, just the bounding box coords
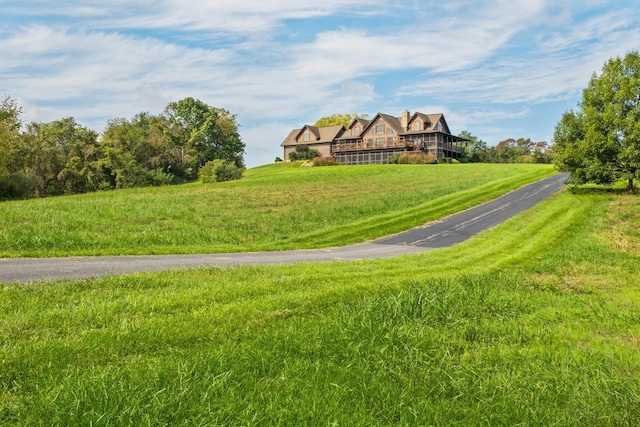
[2,0,640,167]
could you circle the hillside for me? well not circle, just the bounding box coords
[0,163,554,257]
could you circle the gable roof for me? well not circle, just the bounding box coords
[281,125,344,147]
[282,111,459,147]
[360,113,405,136]
[404,113,452,134]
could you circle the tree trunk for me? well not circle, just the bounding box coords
[629,177,635,193]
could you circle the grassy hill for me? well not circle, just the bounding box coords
[2,163,639,425]
[0,163,554,257]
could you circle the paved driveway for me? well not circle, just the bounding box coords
[0,173,567,284]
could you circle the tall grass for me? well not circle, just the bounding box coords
[0,163,554,257]
[2,190,639,425]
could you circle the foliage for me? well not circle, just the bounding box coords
[288,144,319,161]
[0,97,246,199]
[396,152,437,164]
[458,131,552,164]
[2,191,640,425]
[165,97,245,172]
[487,138,552,164]
[554,51,640,192]
[437,157,460,164]
[459,130,489,162]
[312,156,340,166]
[313,113,369,129]
[0,96,31,199]
[199,159,245,183]
[100,113,178,188]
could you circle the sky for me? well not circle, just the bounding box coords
[2,1,640,167]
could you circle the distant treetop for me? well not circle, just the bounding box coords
[314,113,369,129]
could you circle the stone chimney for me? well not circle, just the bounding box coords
[401,110,410,130]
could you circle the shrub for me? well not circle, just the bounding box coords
[437,157,460,164]
[312,156,340,166]
[275,157,283,163]
[397,152,437,164]
[388,154,401,164]
[0,172,39,200]
[199,160,245,183]
[148,168,176,186]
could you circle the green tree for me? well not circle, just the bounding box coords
[314,113,368,129]
[23,118,100,195]
[165,98,245,177]
[0,97,19,184]
[554,51,640,192]
[458,131,488,162]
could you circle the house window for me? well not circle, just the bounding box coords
[376,122,385,134]
[354,126,361,136]
[387,127,393,134]
[436,121,443,132]
[414,121,421,131]
[303,130,310,141]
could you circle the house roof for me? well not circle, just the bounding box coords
[337,118,372,140]
[282,111,462,146]
[403,113,453,135]
[280,125,344,146]
[358,113,405,136]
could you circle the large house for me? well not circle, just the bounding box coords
[281,110,467,165]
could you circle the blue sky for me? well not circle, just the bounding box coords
[2,1,640,167]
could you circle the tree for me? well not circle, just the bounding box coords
[0,96,27,197]
[458,131,489,162]
[554,51,640,192]
[314,113,368,129]
[164,98,245,177]
[99,113,179,188]
[23,118,100,195]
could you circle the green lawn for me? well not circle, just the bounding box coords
[1,169,639,425]
[0,163,554,257]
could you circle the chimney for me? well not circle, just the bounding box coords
[401,110,410,130]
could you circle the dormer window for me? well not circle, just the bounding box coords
[436,121,442,132]
[354,126,361,136]
[414,121,421,131]
[303,130,310,142]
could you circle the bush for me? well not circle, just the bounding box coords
[0,172,39,200]
[397,152,437,164]
[148,168,176,186]
[275,157,283,163]
[388,154,401,164]
[199,160,245,183]
[437,157,460,164]
[312,156,340,166]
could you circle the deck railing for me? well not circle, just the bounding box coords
[333,140,412,152]
[333,139,463,153]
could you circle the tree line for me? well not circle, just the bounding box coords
[459,131,553,164]
[0,96,245,200]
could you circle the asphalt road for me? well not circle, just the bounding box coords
[0,173,568,284]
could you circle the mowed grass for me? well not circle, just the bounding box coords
[0,163,554,257]
[1,188,639,425]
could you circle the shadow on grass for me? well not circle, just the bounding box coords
[567,185,638,195]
